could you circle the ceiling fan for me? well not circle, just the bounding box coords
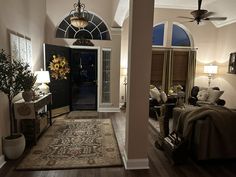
[178,0,227,24]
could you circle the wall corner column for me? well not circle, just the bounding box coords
[123,0,154,170]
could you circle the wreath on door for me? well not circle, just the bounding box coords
[48,55,70,80]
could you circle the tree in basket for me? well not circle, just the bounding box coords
[0,49,36,159]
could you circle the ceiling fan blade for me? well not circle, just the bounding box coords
[198,0,202,11]
[201,11,215,18]
[204,17,227,21]
[181,20,195,24]
[191,9,208,18]
[177,16,194,20]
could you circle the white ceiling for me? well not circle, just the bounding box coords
[154,0,217,10]
[114,0,236,28]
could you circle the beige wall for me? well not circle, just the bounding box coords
[45,0,121,109]
[120,8,217,104]
[111,0,120,27]
[153,8,236,108]
[0,0,119,158]
[120,8,236,108]
[0,0,46,157]
[214,23,236,108]
[120,18,129,104]
[194,23,236,108]
[153,8,218,60]
[45,0,113,46]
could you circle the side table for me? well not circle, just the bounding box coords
[152,97,178,150]
[14,93,52,145]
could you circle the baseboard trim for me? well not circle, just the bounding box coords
[122,150,149,170]
[0,155,6,168]
[98,107,120,112]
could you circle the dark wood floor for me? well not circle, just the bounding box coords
[1,111,236,177]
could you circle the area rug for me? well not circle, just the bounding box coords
[66,111,98,119]
[17,119,122,170]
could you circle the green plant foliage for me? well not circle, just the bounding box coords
[0,49,36,98]
[18,70,37,91]
[0,49,36,135]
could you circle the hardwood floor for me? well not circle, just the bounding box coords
[1,111,236,177]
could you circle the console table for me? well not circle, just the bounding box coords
[14,93,52,144]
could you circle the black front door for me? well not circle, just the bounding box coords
[70,49,97,110]
[44,44,70,110]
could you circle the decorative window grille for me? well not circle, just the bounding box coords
[102,49,111,103]
[56,12,111,40]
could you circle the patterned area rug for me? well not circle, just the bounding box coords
[17,119,122,170]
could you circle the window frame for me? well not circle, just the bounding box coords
[101,48,112,104]
[171,22,194,48]
[56,12,111,40]
[152,22,168,47]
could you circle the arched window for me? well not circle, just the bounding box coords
[152,23,164,46]
[171,24,191,47]
[56,12,111,40]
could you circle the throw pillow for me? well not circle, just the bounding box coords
[207,89,224,103]
[150,87,161,102]
[197,90,209,101]
[160,91,168,103]
[150,85,156,89]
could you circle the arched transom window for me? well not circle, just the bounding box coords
[56,12,111,40]
[152,23,192,47]
[171,24,191,47]
[152,23,165,46]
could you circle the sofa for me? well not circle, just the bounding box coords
[188,86,225,106]
[173,105,236,160]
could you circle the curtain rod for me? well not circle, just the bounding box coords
[152,46,198,51]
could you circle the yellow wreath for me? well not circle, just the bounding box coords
[48,55,70,80]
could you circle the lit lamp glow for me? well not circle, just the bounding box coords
[71,16,88,28]
[120,68,127,109]
[204,65,218,87]
[35,69,50,94]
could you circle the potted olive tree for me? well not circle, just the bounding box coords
[0,49,35,159]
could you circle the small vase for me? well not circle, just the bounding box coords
[22,90,34,102]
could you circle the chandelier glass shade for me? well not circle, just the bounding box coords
[70,0,89,28]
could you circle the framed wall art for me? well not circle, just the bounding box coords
[228,52,236,74]
[10,33,32,69]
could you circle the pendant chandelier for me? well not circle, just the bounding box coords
[70,0,89,28]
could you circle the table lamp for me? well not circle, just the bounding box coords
[204,65,218,87]
[35,69,50,94]
[120,68,127,109]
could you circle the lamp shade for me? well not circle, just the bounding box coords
[121,68,127,76]
[35,70,50,83]
[204,65,218,74]
[70,16,88,28]
[69,0,89,28]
